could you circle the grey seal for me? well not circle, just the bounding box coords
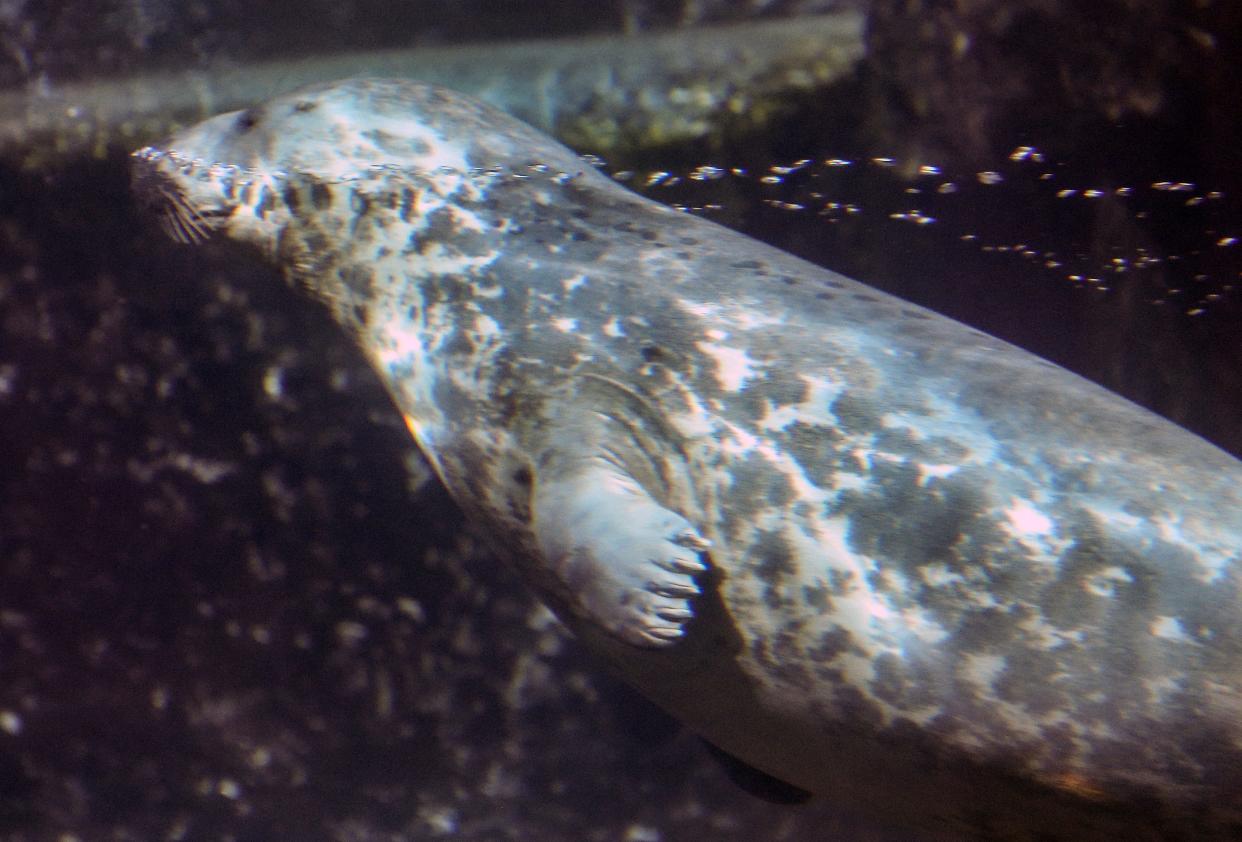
[131,78,1242,838]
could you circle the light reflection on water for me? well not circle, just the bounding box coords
[626,147,1237,317]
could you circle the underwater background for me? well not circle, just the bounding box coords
[1,1,1240,839]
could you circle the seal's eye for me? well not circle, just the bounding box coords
[236,110,260,132]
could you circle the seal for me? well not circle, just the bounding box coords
[131,78,1242,838]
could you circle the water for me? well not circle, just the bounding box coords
[1,3,1239,840]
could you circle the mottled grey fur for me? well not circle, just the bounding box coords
[133,79,1242,839]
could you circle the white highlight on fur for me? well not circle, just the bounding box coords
[447,204,487,232]
[471,314,503,338]
[1152,511,1236,584]
[918,463,959,485]
[373,313,444,451]
[758,373,844,432]
[1083,566,1133,597]
[674,295,783,334]
[412,242,500,276]
[1150,615,1194,643]
[696,340,759,391]
[561,273,589,293]
[1005,500,1053,536]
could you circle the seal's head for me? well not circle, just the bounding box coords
[131,77,589,253]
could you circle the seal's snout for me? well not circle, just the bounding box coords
[129,145,230,246]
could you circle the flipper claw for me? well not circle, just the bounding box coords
[673,530,712,552]
[657,555,709,575]
[650,581,700,598]
[534,464,711,648]
[645,626,685,642]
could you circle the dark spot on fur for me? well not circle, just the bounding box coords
[809,626,854,662]
[310,181,333,210]
[293,100,317,113]
[781,275,799,285]
[235,109,260,132]
[303,231,328,255]
[338,264,374,298]
[803,582,831,611]
[753,530,798,610]
[422,205,487,254]
[640,230,659,242]
[783,420,844,475]
[732,259,763,270]
[399,188,416,222]
[870,653,908,705]
[955,606,1019,652]
[444,328,474,356]
[816,292,834,301]
[751,632,814,690]
[570,230,592,242]
[512,466,533,487]
[253,186,273,219]
[830,686,885,732]
[901,308,932,321]
[1000,650,1071,716]
[830,392,881,434]
[729,456,794,511]
[853,293,878,303]
[828,569,854,597]
[281,184,305,217]
[640,345,665,362]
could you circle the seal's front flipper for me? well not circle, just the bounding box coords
[533,460,710,648]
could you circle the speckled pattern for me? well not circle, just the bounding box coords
[133,78,1242,839]
[0,148,913,842]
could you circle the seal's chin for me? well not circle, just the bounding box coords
[130,146,234,246]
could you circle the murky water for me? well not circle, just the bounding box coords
[1,3,1239,840]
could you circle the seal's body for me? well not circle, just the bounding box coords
[133,79,1242,838]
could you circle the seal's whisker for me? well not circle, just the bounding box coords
[165,206,195,245]
[164,191,209,245]
[182,201,211,243]
[157,211,184,244]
